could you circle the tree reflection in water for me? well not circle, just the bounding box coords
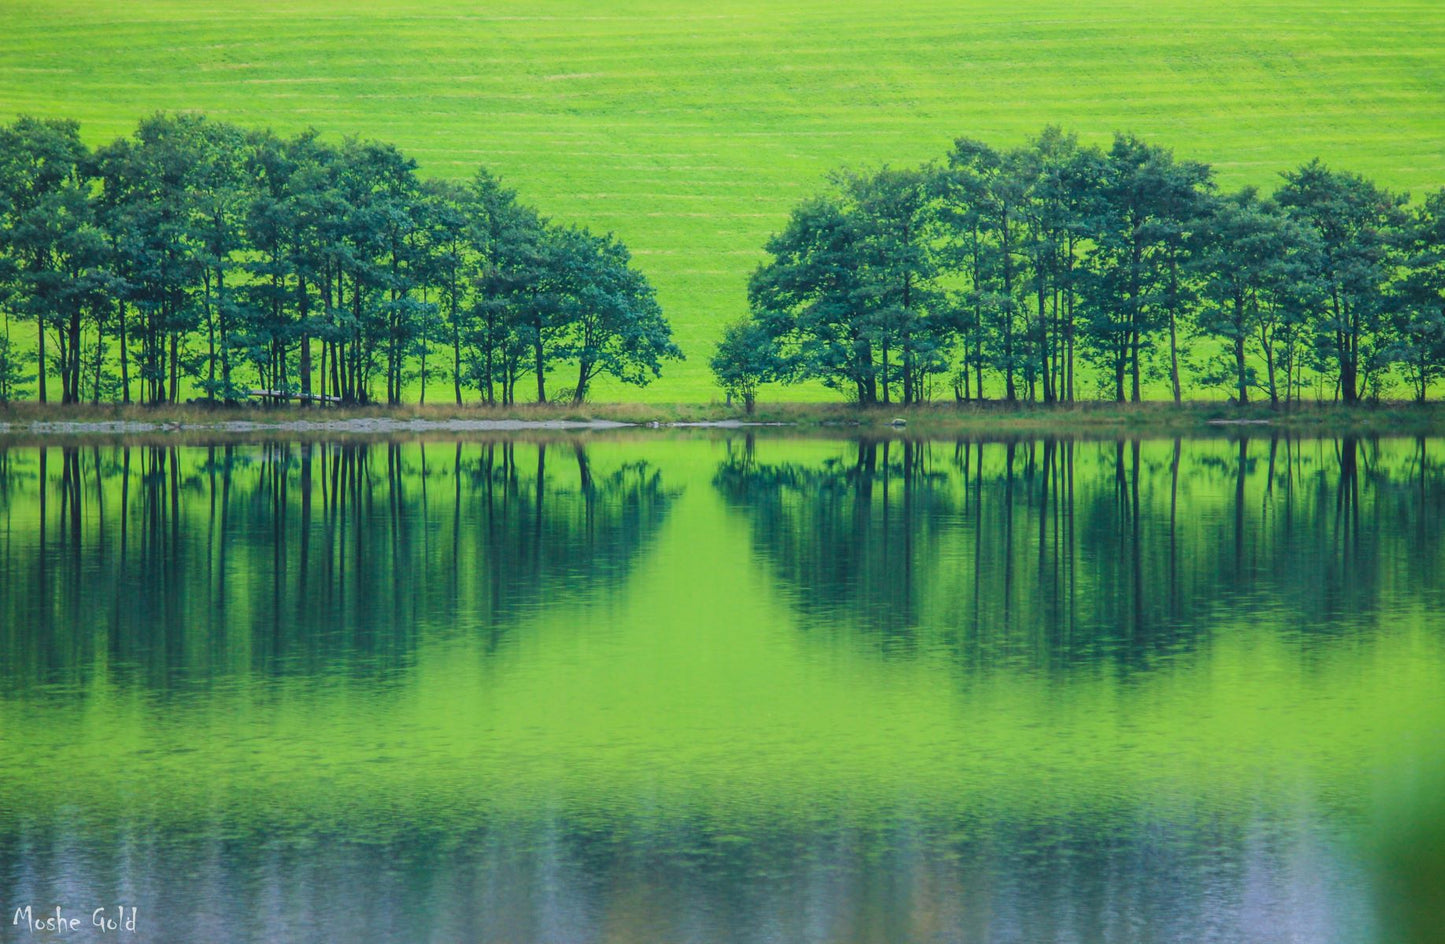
[0,439,675,688]
[715,434,1445,669]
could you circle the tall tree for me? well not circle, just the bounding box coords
[185,118,251,402]
[710,318,789,413]
[839,166,944,404]
[0,276,33,402]
[945,138,1029,401]
[1018,127,1103,403]
[125,113,227,403]
[749,194,879,403]
[550,226,681,403]
[1082,134,1210,402]
[1276,159,1408,403]
[937,138,998,400]
[0,117,93,403]
[1193,188,1312,403]
[1389,189,1445,401]
[461,170,532,405]
[417,178,480,405]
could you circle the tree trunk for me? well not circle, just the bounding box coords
[1334,288,1357,404]
[67,305,82,403]
[881,338,890,406]
[485,331,495,405]
[299,279,312,401]
[1039,283,1054,404]
[857,338,876,405]
[452,303,462,406]
[573,360,589,405]
[169,331,179,403]
[118,300,130,404]
[206,283,217,402]
[1066,300,1075,403]
[1234,333,1248,405]
[1168,255,1181,405]
[1234,295,1249,405]
[1115,339,1126,403]
[1002,209,1016,403]
[1258,319,1278,405]
[1129,235,1142,403]
[1130,323,1142,403]
[36,311,46,404]
[1065,245,1077,403]
[1169,311,1181,405]
[1340,339,1357,404]
[902,268,914,405]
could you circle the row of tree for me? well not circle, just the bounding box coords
[0,113,681,405]
[713,128,1445,409]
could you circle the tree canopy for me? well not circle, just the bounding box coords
[0,113,681,405]
[725,127,1445,405]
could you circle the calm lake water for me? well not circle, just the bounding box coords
[1,433,1442,943]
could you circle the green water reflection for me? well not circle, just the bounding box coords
[0,434,1441,943]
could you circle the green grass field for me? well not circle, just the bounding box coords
[2,0,1443,401]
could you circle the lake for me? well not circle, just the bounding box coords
[1,432,1441,943]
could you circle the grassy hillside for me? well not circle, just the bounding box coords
[1,0,1443,400]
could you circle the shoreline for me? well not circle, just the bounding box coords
[5,401,1445,438]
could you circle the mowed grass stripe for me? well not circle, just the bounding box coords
[1,0,1442,401]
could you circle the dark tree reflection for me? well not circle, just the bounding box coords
[715,435,1445,669]
[0,440,675,688]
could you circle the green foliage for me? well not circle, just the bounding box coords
[709,318,788,412]
[0,114,677,406]
[1192,187,1321,404]
[749,166,942,405]
[1388,190,1445,402]
[0,116,108,404]
[1275,160,1410,403]
[550,226,682,403]
[1085,134,1213,403]
[731,129,1440,404]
